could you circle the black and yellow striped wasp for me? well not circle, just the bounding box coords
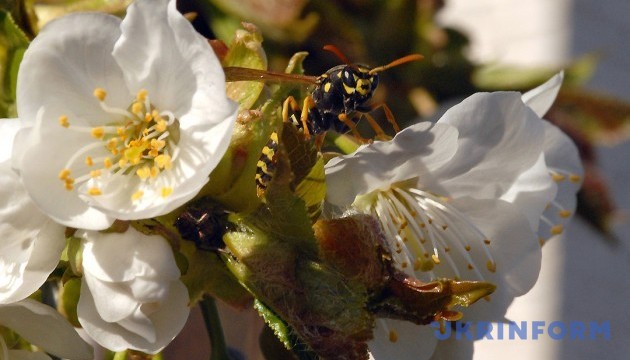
[224,46,423,197]
[224,45,423,144]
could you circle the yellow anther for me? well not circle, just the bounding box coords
[552,173,566,182]
[58,168,71,180]
[103,157,113,169]
[150,166,160,178]
[136,166,151,180]
[154,154,172,170]
[413,259,422,271]
[467,263,474,270]
[64,180,74,191]
[465,245,471,251]
[161,187,173,198]
[132,101,143,114]
[144,113,153,122]
[91,127,105,139]
[88,187,102,196]
[551,224,564,235]
[132,190,144,201]
[569,174,581,183]
[107,138,119,150]
[118,158,128,168]
[90,170,102,178]
[431,254,441,264]
[487,261,496,273]
[484,239,491,245]
[559,210,572,218]
[93,88,107,101]
[85,156,94,167]
[137,89,148,102]
[59,115,69,128]
[155,119,168,133]
[389,330,398,343]
[150,139,165,150]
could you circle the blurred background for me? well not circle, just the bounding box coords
[2,0,628,359]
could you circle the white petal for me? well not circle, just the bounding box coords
[447,197,541,322]
[0,299,93,359]
[434,92,545,201]
[521,72,564,117]
[16,13,128,128]
[537,121,583,241]
[325,122,459,207]
[17,120,113,230]
[429,334,474,360]
[368,319,438,360]
[113,0,238,124]
[0,164,66,304]
[82,275,138,323]
[78,279,189,353]
[80,229,180,283]
[500,153,557,231]
[0,119,20,163]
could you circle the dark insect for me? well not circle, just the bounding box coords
[174,204,229,251]
[254,131,279,198]
[224,45,423,144]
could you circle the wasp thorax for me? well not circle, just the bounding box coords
[57,88,181,202]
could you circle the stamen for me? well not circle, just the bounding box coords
[93,88,107,101]
[59,115,69,128]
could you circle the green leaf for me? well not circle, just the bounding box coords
[0,10,29,118]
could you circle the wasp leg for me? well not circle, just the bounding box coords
[282,96,301,123]
[370,102,400,133]
[338,113,371,144]
[361,112,390,141]
[300,96,316,139]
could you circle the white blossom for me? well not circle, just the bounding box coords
[12,0,238,230]
[77,227,189,353]
[325,74,582,359]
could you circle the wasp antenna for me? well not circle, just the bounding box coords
[369,54,424,75]
[323,44,351,64]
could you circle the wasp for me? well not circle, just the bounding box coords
[225,46,422,198]
[224,45,423,144]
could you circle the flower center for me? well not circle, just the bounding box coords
[358,185,496,282]
[58,88,180,201]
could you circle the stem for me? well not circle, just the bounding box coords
[200,296,231,360]
[327,132,360,154]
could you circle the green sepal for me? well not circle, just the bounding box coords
[59,277,82,327]
[222,23,267,111]
[178,240,252,309]
[0,9,29,118]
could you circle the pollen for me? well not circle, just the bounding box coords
[569,174,581,183]
[161,187,173,198]
[559,210,572,218]
[93,88,107,101]
[103,157,113,169]
[85,156,94,166]
[486,261,496,273]
[431,254,441,264]
[91,127,105,139]
[90,170,102,178]
[154,154,172,170]
[136,89,148,102]
[551,173,566,182]
[88,187,102,196]
[132,190,144,201]
[484,239,491,245]
[389,330,398,343]
[132,101,143,114]
[59,115,69,128]
[551,224,564,235]
[136,166,151,180]
[58,168,71,180]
